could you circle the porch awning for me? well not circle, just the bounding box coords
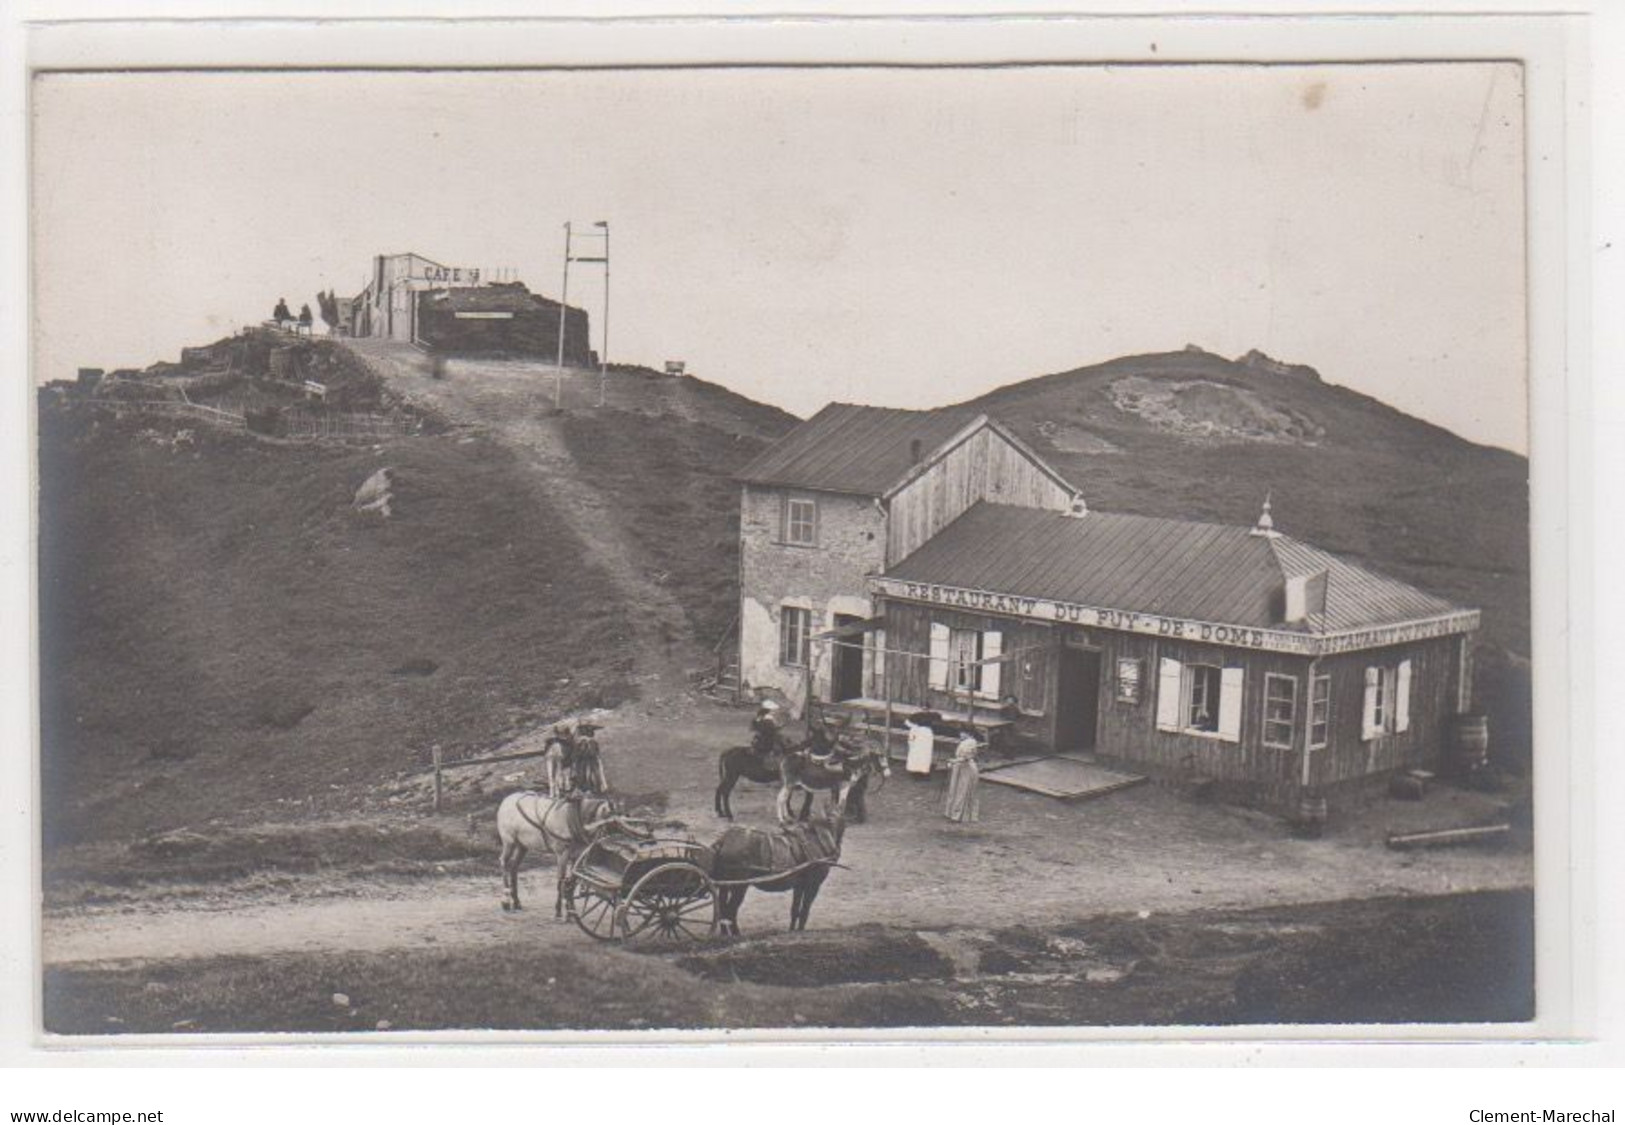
[811,615,887,642]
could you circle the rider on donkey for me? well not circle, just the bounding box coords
[748,699,787,762]
[808,711,861,776]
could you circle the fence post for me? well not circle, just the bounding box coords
[431,744,443,813]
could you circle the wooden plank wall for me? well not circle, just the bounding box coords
[880,601,1056,736]
[878,598,1465,808]
[885,428,1073,565]
[1091,632,1312,796]
[1311,637,1459,787]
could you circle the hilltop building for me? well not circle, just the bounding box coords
[734,403,1480,811]
[347,251,592,362]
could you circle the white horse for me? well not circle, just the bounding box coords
[496,792,619,917]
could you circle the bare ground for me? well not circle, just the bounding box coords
[44,691,1531,969]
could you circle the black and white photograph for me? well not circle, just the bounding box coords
[7,5,1609,1073]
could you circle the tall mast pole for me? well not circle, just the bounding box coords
[598,222,610,408]
[555,221,572,411]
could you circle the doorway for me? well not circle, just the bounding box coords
[1054,647,1102,752]
[830,615,865,702]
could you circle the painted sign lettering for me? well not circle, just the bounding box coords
[420,265,482,285]
[871,577,1478,657]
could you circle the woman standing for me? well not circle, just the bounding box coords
[944,731,983,824]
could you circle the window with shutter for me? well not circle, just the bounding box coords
[1395,659,1412,733]
[782,497,818,546]
[1309,674,1331,748]
[1263,673,1298,748]
[779,607,811,668]
[1186,664,1222,733]
[949,628,982,692]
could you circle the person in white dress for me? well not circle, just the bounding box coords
[904,717,935,777]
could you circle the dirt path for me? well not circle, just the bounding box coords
[342,340,700,680]
[45,692,1532,967]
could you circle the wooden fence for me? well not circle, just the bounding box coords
[87,398,246,429]
[279,408,420,441]
[429,745,551,811]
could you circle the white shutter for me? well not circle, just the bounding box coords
[1156,658,1183,732]
[1361,666,1380,741]
[979,631,1003,698]
[1218,666,1245,743]
[1395,659,1412,733]
[870,629,887,699]
[928,623,950,691]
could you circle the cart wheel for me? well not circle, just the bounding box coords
[616,863,717,946]
[566,876,620,941]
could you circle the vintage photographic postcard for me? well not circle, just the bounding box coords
[8,5,1594,1061]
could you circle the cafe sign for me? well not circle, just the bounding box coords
[870,577,1479,657]
[418,265,482,285]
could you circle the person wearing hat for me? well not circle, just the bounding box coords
[569,721,608,796]
[542,722,577,797]
[749,700,786,763]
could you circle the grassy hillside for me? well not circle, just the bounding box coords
[38,410,635,846]
[38,338,1531,850]
[38,352,795,848]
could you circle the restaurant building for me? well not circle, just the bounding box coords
[736,404,1480,810]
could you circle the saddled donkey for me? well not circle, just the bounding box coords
[714,739,806,819]
[496,792,618,916]
[711,811,844,935]
[777,744,889,825]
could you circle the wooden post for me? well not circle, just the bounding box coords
[431,744,443,813]
[882,636,894,762]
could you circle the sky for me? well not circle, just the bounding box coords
[31,64,1527,452]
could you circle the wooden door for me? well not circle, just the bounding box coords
[830,615,865,702]
[1054,647,1102,752]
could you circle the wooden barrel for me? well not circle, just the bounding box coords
[1452,714,1490,774]
[1293,792,1328,838]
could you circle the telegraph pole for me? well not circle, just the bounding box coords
[599,221,610,408]
[555,219,610,410]
[554,222,572,411]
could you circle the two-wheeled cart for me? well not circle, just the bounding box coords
[562,832,837,945]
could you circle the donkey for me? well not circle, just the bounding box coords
[711,811,845,935]
[777,743,889,825]
[714,738,807,819]
[495,792,618,917]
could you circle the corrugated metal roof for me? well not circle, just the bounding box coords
[1266,535,1459,633]
[884,503,1465,633]
[735,403,980,496]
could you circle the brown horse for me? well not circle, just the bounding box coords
[777,743,889,825]
[714,739,807,818]
[496,792,619,917]
[711,811,844,935]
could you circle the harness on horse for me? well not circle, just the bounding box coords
[514,792,590,845]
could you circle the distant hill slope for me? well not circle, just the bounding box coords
[958,348,1530,768]
[961,348,1529,655]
